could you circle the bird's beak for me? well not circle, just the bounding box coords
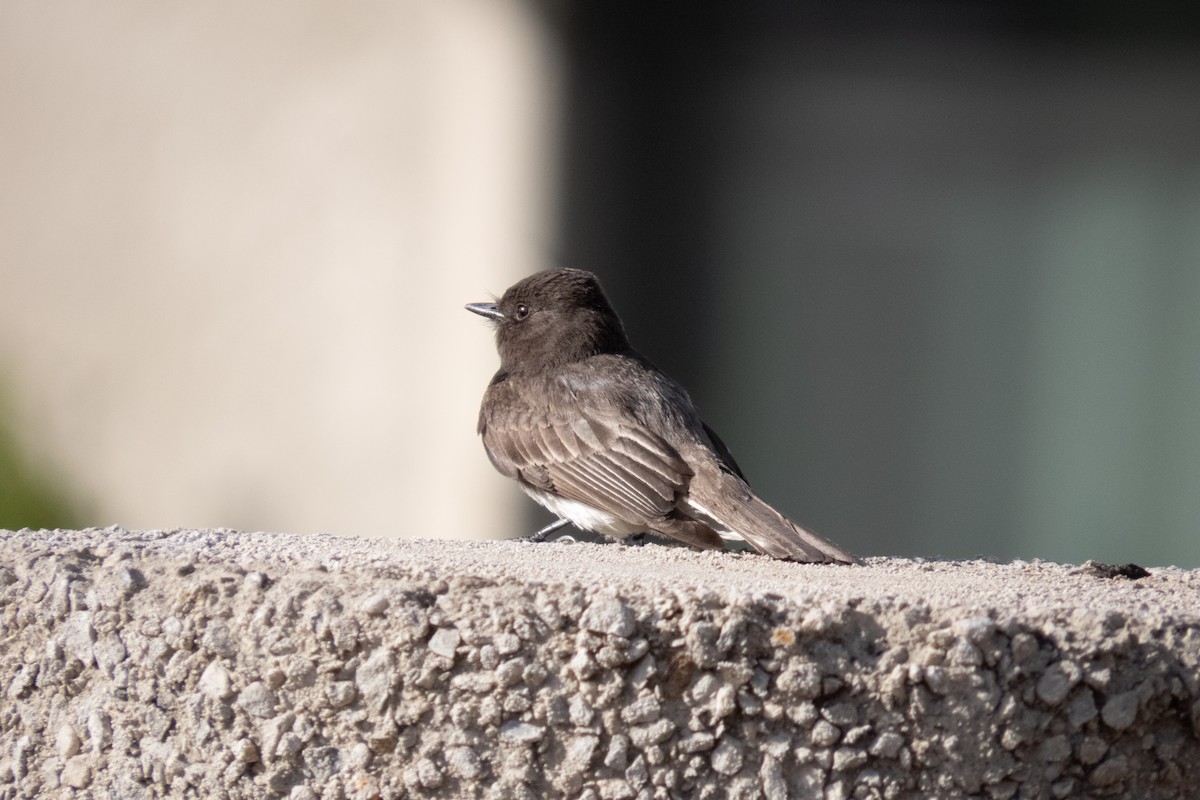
[465,302,504,321]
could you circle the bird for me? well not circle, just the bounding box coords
[465,268,859,564]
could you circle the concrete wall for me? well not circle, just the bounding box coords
[2,528,1197,799]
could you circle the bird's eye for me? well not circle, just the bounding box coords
[514,303,530,321]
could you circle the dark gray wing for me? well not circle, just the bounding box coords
[482,410,693,525]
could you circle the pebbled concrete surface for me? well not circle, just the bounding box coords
[1,527,1198,799]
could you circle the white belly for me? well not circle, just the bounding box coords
[521,487,644,540]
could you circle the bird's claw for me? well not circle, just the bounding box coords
[528,518,570,543]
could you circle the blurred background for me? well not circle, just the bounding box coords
[2,1,1198,567]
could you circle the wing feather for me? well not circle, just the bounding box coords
[553,460,652,518]
[483,408,691,525]
[572,456,654,515]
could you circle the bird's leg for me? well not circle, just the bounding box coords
[626,533,649,547]
[529,518,570,543]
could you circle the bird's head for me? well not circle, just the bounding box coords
[466,268,630,372]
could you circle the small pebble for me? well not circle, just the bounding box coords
[569,695,595,727]
[952,616,996,643]
[924,665,951,694]
[1010,633,1038,663]
[831,748,867,772]
[629,719,675,748]
[1050,778,1075,799]
[275,733,304,758]
[1101,690,1140,731]
[787,701,818,727]
[621,695,661,725]
[199,661,235,700]
[244,572,269,590]
[360,592,390,616]
[56,725,81,759]
[581,595,636,638]
[60,756,92,789]
[446,746,483,780]
[232,739,259,764]
[478,644,499,670]
[500,720,544,742]
[820,702,858,728]
[416,757,442,788]
[326,682,356,709]
[237,681,277,718]
[86,711,111,753]
[710,737,744,776]
[811,720,842,747]
[1089,754,1129,787]
[564,735,600,772]
[678,731,715,754]
[869,731,904,759]
[947,638,983,667]
[494,633,521,655]
[1036,661,1081,706]
[1077,735,1108,765]
[346,742,372,770]
[1067,688,1098,728]
[605,735,630,770]
[265,668,287,690]
[428,628,461,659]
[1040,734,1071,763]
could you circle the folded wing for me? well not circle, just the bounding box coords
[484,412,690,526]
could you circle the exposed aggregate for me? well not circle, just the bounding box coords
[1,527,1198,799]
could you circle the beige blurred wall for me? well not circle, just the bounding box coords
[0,1,560,538]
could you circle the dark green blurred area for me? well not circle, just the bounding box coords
[552,1,1200,567]
[0,390,83,531]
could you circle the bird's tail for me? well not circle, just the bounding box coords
[684,474,860,564]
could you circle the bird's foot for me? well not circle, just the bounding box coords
[528,518,570,543]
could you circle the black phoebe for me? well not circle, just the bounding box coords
[466,269,859,564]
